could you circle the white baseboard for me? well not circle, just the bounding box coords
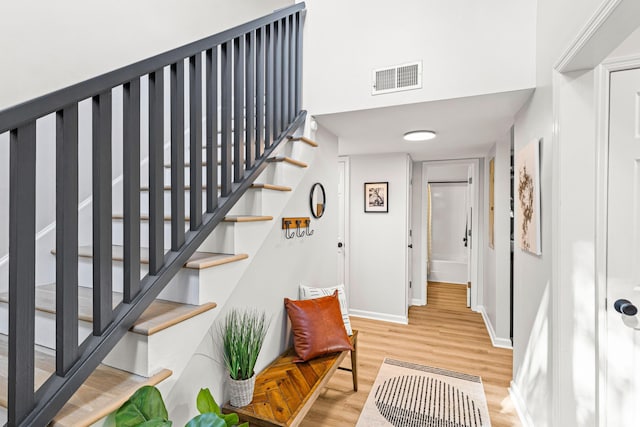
[509,380,535,427]
[477,305,512,349]
[410,297,426,306]
[349,309,408,325]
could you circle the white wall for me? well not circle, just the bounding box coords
[481,131,511,348]
[348,153,409,324]
[511,0,604,425]
[0,0,292,110]
[165,123,339,424]
[302,0,536,115]
[611,25,640,57]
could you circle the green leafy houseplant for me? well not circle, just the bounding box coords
[220,308,270,381]
[114,386,248,427]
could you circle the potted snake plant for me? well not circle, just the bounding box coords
[220,308,270,407]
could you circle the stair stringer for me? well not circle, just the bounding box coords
[162,126,339,425]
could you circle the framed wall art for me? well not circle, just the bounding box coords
[364,182,389,213]
[516,139,541,255]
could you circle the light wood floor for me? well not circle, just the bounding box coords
[301,282,521,426]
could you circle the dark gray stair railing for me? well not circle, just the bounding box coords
[1,3,306,426]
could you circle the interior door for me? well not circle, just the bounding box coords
[407,158,413,311]
[337,158,347,287]
[605,67,640,425]
[466,166,473,307]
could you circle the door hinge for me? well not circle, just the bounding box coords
[410,281,412,288]
[468,177,472,184]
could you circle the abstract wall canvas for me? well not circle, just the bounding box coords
[516,139,541,255]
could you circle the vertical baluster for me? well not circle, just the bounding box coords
[245,31,256,169]
[233,36,245,183]
[282,17,290,128]
[274,21,282,138]
[206,47,219,212]
[8,122,36,426]
[265,24,274,149]
[295,11,304,113]
[92,91,113,335]
[149,70,165,274]
[170,61,185,250]
[56,105,79,374]
[289,14,297,120]
[220,41,232,197]
[256,27,265,158]
[190,54,203,228]
[123,79,141,303]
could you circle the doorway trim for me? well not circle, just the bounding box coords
[420,159,482,310]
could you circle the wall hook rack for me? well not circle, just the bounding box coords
[282,217,312,239]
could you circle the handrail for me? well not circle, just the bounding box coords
[0,2,305,134]
[4,2,307,425]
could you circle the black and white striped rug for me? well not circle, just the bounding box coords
[356,359,491,427]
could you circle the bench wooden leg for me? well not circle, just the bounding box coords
[350,334,358,392]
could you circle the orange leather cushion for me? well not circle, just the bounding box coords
[284,291,354,362]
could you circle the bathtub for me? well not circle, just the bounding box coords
[428,259,468,284]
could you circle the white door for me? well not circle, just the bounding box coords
[407,158,413,311]
[605,67,640,425]
[466,166,473,307]
[337,158,348,288]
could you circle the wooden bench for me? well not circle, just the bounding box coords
[222,330,358,427]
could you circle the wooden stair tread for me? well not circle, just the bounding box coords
[250,183,292,192]
[140,183,290,192]
[288,136,319,147]
[184,252,249,269]
[52,246,248,270]
[112,214,275,224]
[0,284,216,336]
[266,156,308,168]
[223,215,273,223]
[0,335,172,427]
[131,298,217,335]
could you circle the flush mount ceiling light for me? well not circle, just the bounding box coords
[403,130,436,142]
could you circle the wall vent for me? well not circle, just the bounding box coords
[372,61,422,95]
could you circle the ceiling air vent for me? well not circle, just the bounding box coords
[372,61,422,95]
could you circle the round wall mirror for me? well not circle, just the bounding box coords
[309,183,326,218]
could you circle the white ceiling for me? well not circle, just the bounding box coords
[314,89,534,161]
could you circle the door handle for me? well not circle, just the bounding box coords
[408,244,413,248]
[338,242,343,248]
[614,299,638,316]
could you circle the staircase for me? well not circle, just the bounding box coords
[0,3,309,426]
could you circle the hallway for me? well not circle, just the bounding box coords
[302,282,520,426]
